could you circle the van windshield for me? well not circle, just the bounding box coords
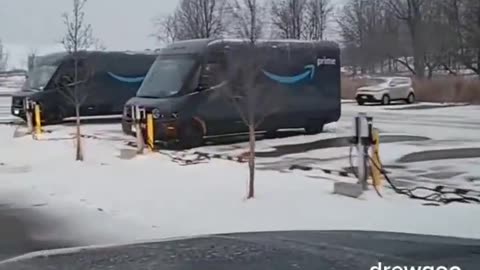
[137,55,196,98]
[26,64,59,91]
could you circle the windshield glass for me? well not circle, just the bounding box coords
[25,64,58,90]
[137,55,196,98]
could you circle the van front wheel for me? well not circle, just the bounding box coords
[32,107,63,126]
[45,110,64,125]
[264,130,278,139]
[304,123,324,135]
[178,122,204,149]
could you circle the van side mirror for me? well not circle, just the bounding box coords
[197,75,212,91]
[196,83,208,91]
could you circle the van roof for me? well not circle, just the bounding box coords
[209,38,339,48]
[161,38,340,54]
[36,50,157,59]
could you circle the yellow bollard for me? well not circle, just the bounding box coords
[146,113,154,151]
[34,103,42,136]
[370,128,383,188]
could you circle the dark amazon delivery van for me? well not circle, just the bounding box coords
[122,38,341,148]
[11,51,157,124]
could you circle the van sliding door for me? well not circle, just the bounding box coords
[196,52,246,135]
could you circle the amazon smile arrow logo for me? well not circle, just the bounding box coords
[107,72,146,83]
[262,64,315,84]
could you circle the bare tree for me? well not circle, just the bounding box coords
[230,0,265,42]
[387,0,428,78]
[61,0,94,161]
[154,0,229,43]
[394,0,479,78]
[336,0,361,74]
[443,0,468,74]
[337,0,478,78]
[153,13,183,43]
[458,0,480,76]
[222,44,275,199]
[270,0,307,39]
[382,7,411,74]
[418,0,458,78]
[93,38,107,51]
[337,0,383,73]
[226,0,265,199]
[304,0,333,40]
[217,38,292,200]
[0,40,8,72]
[338,0,417,75]
[27,48,38,72]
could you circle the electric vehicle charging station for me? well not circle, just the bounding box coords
[23,98,34,134]
[131,105,146,154]
[131,105,146,127]
[333,112,374,198]
[353,112,373,190]
[22,98,42,136]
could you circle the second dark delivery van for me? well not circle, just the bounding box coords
[11,51,157,124]
[122,38,341,148]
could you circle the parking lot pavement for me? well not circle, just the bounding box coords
[0,204,74,261]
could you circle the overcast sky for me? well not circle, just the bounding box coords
[0,0,178,51]
[1,0,344,68]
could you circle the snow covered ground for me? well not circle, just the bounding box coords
[1,124,480,244]
[1,75,480,253]
[0,75,24,123]
[0,74,24,94]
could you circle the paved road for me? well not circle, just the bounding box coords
[0,204,74,261]
[1,230,479,270]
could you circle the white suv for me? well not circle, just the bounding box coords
[355,77,415,105]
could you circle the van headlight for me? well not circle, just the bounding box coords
[152,108,162,119]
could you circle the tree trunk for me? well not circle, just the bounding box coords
[247,124,256,199]
[476,50,480,77]
[75,104,83,161]
[394,58,416,75]
[413,49,425,78]
[427,67,433,79]
[411,27,426,78]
